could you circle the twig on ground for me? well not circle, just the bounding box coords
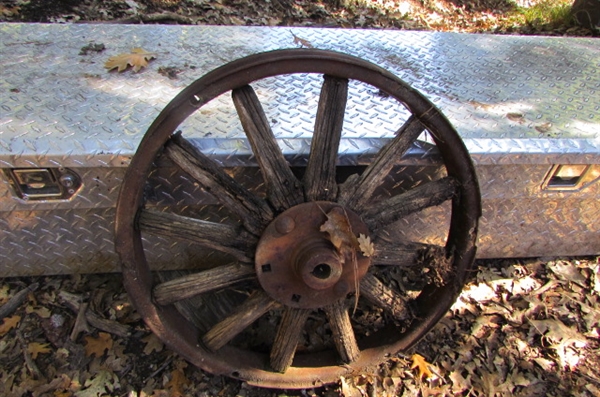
[144,355,175,383]
[60,291,132,337]
[0,282,39,320]
[17,329,45,380]
[70,300,91,341]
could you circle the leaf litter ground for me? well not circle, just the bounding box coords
[0,0,597,37]
[1,257,598,396]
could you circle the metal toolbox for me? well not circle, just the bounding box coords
[1,23,599,277]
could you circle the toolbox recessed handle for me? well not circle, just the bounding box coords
[3,168,82,201]
[542,164,599,191]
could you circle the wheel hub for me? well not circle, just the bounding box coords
[255,202,371,309]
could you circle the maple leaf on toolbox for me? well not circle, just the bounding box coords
[104,48,156,72]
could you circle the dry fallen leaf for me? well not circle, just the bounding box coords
[165,361,190,397]
[0,284,9,304]
[357,233,375,257]
[75,369,119,397]
[506,112,525,123]
[291,31,314,48]
[410,353,434,379]
[84,332,114,357]
[319,207,359,261]
[319,206,361,311]
[534,122,552,134]
[104,48,156,72]
[27,342,52,359]
[26,305,52,318]
[0,314,21,336]
[142,333,164,355]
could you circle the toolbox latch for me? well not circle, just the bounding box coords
[542,164,599,191]
[4,168,82,201]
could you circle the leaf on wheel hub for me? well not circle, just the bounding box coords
[319,207,360,262]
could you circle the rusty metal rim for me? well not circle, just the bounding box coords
[115,49,480,388]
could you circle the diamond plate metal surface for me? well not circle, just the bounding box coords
[1,23,598,276]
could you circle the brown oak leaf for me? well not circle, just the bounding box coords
[142,333,164,355]
[75,369,118,397]
[166,360,190,397]
[319,206,362,312]
[357,234,375,257]
[319,207,359,262]
[410,353,434,379]
[0,315,21,336]
[104,48,156,72]
[27,342,52,359]
[26,305,52,318]
[84,332,113,357]
[291,31,314,48]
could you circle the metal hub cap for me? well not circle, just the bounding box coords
[255,202,371,309]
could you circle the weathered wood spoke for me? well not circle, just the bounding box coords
[164,134,273,235]
[373,239,442,266]
[303,76,348,201]
[138,208,256,262]
[360,273,411,321]
[202,290,278,352]
[324,300,360,363]
[338,115,425,212]
[153,263,256,306]
[362,176,459,230]
[270,308,311,373]
[232,85,304,212]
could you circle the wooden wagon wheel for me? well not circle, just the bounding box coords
[115,49,480,388]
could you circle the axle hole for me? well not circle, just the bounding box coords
[261,264,272,273]
[311,264,332,279]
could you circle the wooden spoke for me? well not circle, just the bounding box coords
[373,240,441,266]
[153,263,256,306]
[270,308,311,373]
[324,300,360,363]
[338,115,425,212]
[164,134,273,235]
[360,274,410,321]
[202,290,278,352]
[232,85,304,212]
[138,208,256,263]
[303,76,348,201]
[362,176,459,230]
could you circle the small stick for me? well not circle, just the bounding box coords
[144,356,175,383]
[60,291,131,337]
[70,301,91,341]
[17,329,44,380]
[0,283,39,320]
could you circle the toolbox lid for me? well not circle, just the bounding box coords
[1,23,599,169]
